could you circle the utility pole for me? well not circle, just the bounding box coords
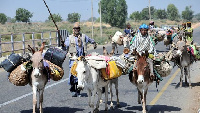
[91,0,94,39]
[99,0,102,38]
[149,0,151,21]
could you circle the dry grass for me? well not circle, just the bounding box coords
[0,20,199,56]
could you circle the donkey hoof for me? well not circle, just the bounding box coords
[116,103,120,107]
[110,106,114,110]
[142,110,147,113]
[189,85,192,89]
[93,108,99,113]
[105,107,108,111]
[99,100,103,104]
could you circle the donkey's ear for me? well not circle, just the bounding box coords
[136,52,140,58]
[39,42,46,53]
[28,45,35,54]
[82,57,87,63]
[144,50,149,58]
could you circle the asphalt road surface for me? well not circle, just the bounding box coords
[0,27,200,113]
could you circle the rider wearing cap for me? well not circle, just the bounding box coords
[130,23,157,78]
[64,22,97,97]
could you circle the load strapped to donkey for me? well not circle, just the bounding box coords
[0,42,67,86]
[71,52,125,81]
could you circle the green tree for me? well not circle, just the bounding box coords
[7,17,16,23]
[48,13,62,22]
[140,6,156,20]
[15,8,33,22]
[88,17,97,22]
[167,4,179,21]
[155,9,167,19]
[182,6,194,21]
[194,13,200,21]
[130,11,141,21]
[0,13,7,24]
[100,0,127,28]
[67,13,81,23]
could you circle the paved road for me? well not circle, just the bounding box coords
[0,27,200,113]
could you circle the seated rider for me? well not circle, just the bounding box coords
[124,23,134,38]
[130,23,157,78]
[185,22,193,42]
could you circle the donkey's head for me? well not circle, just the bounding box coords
[29,42,45,78]
[134,52,150,84]
[76,56,90,90]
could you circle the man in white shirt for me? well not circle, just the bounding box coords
[130,24,157,77]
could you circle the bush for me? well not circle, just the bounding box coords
[35,34,41,39]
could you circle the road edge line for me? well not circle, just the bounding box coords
[148,69,180,111]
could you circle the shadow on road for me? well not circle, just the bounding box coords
[148,105,181,113]
[20,107,84,113]
[98,101,135,113]
[172,81,200,89]
[125,104,181,113]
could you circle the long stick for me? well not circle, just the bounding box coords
[42,0,64,46]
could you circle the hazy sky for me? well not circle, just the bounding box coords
[0,0,200,22]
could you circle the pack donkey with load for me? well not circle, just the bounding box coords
[0,42,67,113]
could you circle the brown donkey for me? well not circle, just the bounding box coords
[129,52,154,113]
[28,42,48,113]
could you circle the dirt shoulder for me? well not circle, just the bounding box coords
[192,23,200,29]
[184,61,200,113]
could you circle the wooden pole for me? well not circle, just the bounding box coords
[91,0,94,39]
[149,0,151,21]
[100,0,102,38]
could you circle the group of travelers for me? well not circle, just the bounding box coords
[64,20,194,97]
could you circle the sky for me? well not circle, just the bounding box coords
[0,0,200,22]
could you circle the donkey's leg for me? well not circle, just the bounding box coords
[111,43,115,55]
[142,89,147,113]
[116,44,118,54]
[115,79,120,107]
[109,82,114,109]
[137,88,141,104]
[184,67,188,84]
[39,89,44,113]
[187,66,192,88]
[32,85,37,113]
[91,89,97,113]
[123,37,127,48]
[104,85,108,111]
[88,89,92,107]
[180,67,184,87]
[96,88,102,111]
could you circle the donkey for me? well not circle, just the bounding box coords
[110,31,130,55]
[76,56,109,113]
[28,42,48,113]
[129,52,154,113]
[176,45,194,88]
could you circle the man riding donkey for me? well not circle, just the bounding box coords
[124,23,134,38]
[64,22,97,97]
[185,22,193,43]
[129,23,163,83]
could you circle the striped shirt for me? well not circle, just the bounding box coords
[130,32,157,56]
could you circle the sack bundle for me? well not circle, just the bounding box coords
[154,61,172,77]
[101,61,122,80]
[44,47,67,67]
[1,53,23,72]
[45,60,64,81]
[9,61,32,86]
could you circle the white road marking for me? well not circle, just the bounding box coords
[0,78,68,108]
